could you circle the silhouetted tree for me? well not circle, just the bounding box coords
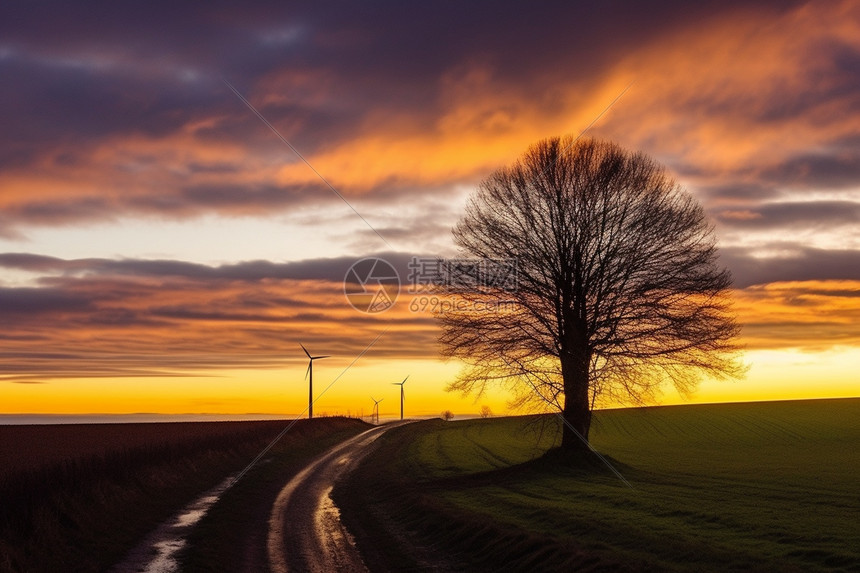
[441,410,455,421]
[440,136,742,453]
[480,405,493,418]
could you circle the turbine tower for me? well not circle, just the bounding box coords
[300,343,330,419]
[371,396,383,424]
[392,376,409,420]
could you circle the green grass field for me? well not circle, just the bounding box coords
[340,398,860,572]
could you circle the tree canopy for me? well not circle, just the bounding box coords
[440,136,743,451]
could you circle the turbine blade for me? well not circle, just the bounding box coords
[304,362,311,380]
[402,375,409,385]
[314,355,331,360]
[300,343,311,359]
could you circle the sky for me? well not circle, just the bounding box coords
[1,0,858,418]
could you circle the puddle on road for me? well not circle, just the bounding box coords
[174,494,218,528]
[314,485,366,568]
[142,540,186,573]
[110,475,236,573]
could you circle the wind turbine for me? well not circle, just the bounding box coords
[371,396,383,424]
[300,343,330,419]
[392,376,409,420]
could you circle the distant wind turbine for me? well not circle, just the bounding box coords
[300,343,330,419]
[371,396,383,424]
[392,376,409,420]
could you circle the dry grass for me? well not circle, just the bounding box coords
[0,417,365,573]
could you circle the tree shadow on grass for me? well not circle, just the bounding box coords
[383,448,644,572]
[336,420,646,573]
[426,446,637,491]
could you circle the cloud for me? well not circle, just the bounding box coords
[0,252,445,381]
[1,248,858,384]
[734,280,860,350]
[1,1,859,383]
[757,139,860,191]
[714,201,860,231]
[595,1,860,202]
[0,286,94,314]
[0,251,435,284]
[721,245,860,287]
[1,0,843,238]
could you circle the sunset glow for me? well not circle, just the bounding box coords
[1,1,858,417]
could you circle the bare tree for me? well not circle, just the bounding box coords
[439,136,742,453]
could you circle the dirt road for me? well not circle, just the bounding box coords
[267,422,405,573]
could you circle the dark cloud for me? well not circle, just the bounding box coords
[721,245,860,287]
[0,286,94,314]
[758,146,860,191]
[173,182,318,213]
[0,253,65,271]
[3,197,117,226]
[0,53,222,154]
[0,251,441,287]
[1,1,859,384]
[5,244,859,298]
[715,201,860,230]
[2,1,792,91]
[121,182,331,220]
[0,0,814,230]
[3,242,859,380]
[0,250,444,380]
[696,181,783,203]
[750,41,860,125]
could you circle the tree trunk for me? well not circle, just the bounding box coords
[560,350,592,452]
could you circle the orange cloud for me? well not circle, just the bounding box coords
[600,0,860,189]
[3,255,858,413]
[2,1,856,229]
[255,2,860,203]
[270,67,636,193]
[734,280,860,350]
[0,269,440,384]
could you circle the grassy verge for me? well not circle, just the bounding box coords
[179,417,370,572]
[0,417,366,573]
[336,399,860,572]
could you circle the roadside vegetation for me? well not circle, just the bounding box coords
[0,417,367,573]
[336,398,860,572]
